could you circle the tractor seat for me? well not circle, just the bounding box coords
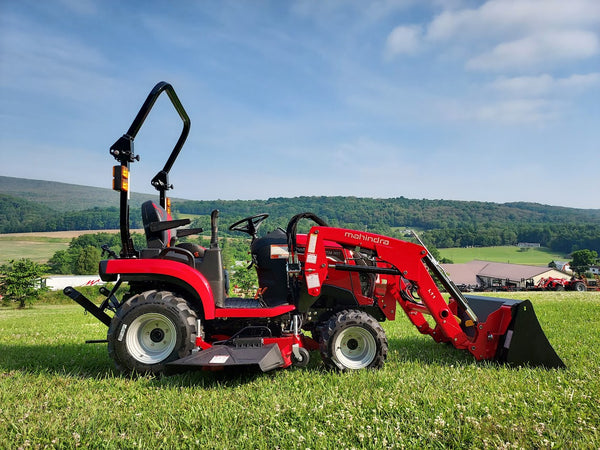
[141,200,206,260]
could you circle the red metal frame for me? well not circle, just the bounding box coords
[103,259,296,319]
[300,226,515,361]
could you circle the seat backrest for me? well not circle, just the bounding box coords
[141,200,173,248]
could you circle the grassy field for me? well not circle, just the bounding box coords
[0,235,71,265]
[0,230,144,265]
[1,292,598,448]
[439,246,565,265]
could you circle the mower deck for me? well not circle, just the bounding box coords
[167,343,286,373]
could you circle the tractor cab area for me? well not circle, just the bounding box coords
[139,198,296,310]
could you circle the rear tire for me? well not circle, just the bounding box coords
[107,290,200,375]
[319,310,388,371]
[572,281,586,292]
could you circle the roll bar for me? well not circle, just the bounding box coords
[110,81,191,207]
[109,81,191,257]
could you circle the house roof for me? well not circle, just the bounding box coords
[441,260,561,286]
[476,261,551,281]
[439,263,480,286]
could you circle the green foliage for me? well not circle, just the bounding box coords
[569,249,599,276]
[48,233,146,274]
[0,194,143,233]
[230,265,258,297]
[176,198,600,254]
[0,258,48,308]
[2,176,600,255]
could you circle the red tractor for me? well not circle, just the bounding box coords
[535,277,587,292]
[65,82,564,374]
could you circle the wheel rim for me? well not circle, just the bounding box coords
[126,313,177,364]
[333,326,377,369]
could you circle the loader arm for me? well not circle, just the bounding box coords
[301,227,475,347]
[300,226,565,368]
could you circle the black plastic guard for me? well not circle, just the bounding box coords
[464,295,565,369]
[495,299,565,369]
[166,343,285,372]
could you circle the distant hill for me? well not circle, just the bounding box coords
[176,196,600,230]
[1,176,599,254]
[0,175,157,212]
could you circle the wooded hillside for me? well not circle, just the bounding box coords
[2,176,599,253]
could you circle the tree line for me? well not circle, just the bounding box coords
[0,194,142,233]
[176,197,600,254]
[422,223,600,254]
[2,193,599,254]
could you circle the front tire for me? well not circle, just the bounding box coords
[319,310,388,371]
[107,290,199,375]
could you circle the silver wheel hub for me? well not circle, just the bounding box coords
[126,313,177,364]
[333,326,377,369]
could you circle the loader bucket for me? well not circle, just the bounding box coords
[464,295,565,369]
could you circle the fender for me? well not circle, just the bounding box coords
[100,259,217,319]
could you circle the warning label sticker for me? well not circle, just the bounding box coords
[270,244,289,259]
[209,355,230,364]
[306,273,320,289]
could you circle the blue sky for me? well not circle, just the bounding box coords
[1,0,599,208]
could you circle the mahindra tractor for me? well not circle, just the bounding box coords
[534,277,587,292]
[65,82,565,375]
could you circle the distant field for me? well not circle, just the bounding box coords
[1,230,567,268]
[438,246,565,265]
[0,230,139,265]
[0,235,71,264]
[177,213,203,220]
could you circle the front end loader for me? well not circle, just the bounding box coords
[65,82,565,375]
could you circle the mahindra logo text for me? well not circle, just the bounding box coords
[344,232,390,246]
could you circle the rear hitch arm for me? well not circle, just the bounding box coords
[63,286,112,327]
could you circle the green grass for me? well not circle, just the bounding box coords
[439,246,565,265]
[0,235,71,265]
[1,292,599,448]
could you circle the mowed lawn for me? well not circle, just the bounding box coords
[1,292,598,448]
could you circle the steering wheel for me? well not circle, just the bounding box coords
[228,213,269,239]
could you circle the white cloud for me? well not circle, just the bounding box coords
[398,0,600,73]
[466,30,599,71]
[474,98,560,124]
[426,0,600,42]
[490,73,600,97]
[385,24,423,57]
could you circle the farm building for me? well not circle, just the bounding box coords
[441,260,569,291]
